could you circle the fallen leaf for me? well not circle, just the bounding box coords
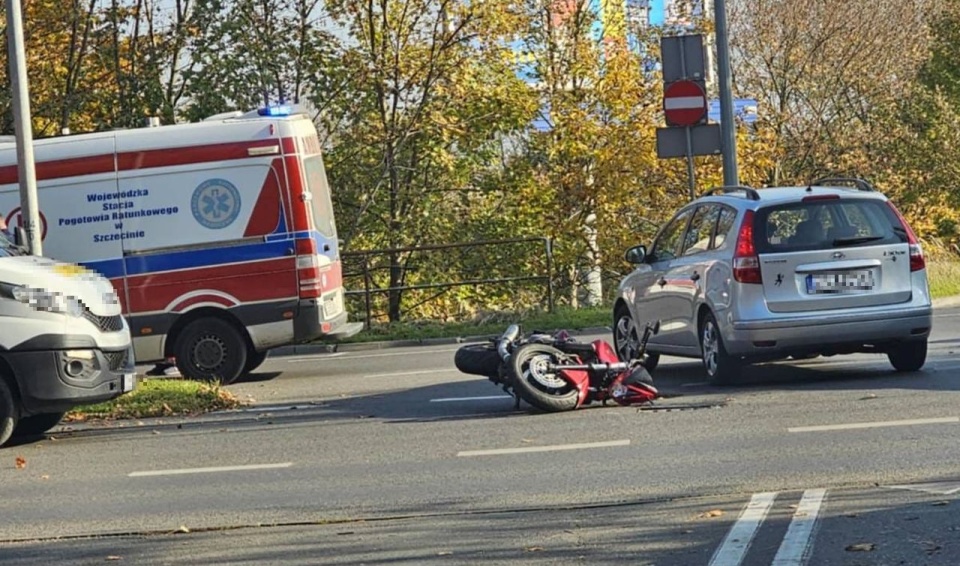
[151,431,161,435]
[106,556,122,561]
[859,394,878,401]
[15,456,26,470]
[932,501,950,507]
[524,546,544,552]
[437,551,453,556]
[789,504,799,510]
[176,525,190,534]
[681,529,694,534]
[521,439,534,443]
[40,475,49,480]
[699,509,724,519]
[845,543,875,552]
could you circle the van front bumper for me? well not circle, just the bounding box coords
[4,341,137,414]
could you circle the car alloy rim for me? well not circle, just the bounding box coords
[702,321,719,376]
[524,353,567,390]
[615,315,640,360]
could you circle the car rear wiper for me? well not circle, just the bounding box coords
[832,235,884,246]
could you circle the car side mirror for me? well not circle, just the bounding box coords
[624,245,647,264]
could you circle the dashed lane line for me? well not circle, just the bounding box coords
[457,439,630,457]
[788,416,959,433]
[129,462,294,477]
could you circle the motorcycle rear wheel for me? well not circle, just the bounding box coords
[454,343,502,377]
[510,344,579,412]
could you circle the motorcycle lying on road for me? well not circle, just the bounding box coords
[454,320,661,413]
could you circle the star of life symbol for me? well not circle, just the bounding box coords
[191,179,241,229]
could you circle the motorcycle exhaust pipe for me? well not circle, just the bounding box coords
[498,324,521,360]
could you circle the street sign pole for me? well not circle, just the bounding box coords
[679,41,695,201]
[684,127,695,200]
[5,0,41,255]
[715,0,739,187]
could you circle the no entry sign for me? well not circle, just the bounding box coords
[664,80,707,127]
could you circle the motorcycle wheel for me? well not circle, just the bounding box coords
[510,344,579,413]
[454,343,502,377]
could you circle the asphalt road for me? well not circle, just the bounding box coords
[2,307,960,565]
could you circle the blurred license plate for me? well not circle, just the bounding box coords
[806,271,874,294]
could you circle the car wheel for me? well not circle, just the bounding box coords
[0,378,18,447]
[613,305,660,372]
[13,412,66,438]
[887,340,927,372]
[700,312,740,385]
[174,318,248,386]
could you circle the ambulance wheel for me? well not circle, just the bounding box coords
[174,318,248,386]
[242,350,269,375]
[0,378,19,447]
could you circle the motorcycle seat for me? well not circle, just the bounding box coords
[559,341,596,356]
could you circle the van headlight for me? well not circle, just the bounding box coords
[0,284,84,317]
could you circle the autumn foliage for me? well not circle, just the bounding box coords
[0,0,956,321]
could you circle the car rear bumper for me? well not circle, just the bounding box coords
[726,306,933,356]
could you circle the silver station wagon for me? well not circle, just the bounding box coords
[613,178,933,383]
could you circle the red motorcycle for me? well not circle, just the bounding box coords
[454,321,661,412]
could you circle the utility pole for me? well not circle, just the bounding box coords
[5,0,42,255]
[714,0,739,187]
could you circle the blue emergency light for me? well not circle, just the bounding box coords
[258,105,293,117]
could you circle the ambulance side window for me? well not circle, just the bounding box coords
[303,156,337,238]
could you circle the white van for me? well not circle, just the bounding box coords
[0,107,361,385]
[0,229,135,447]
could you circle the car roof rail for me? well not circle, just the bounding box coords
[809,177,875,192]
[700,185,761,201]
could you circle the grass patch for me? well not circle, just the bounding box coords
[335,305,613,343]
[927,261,960,299]
[67,379,246,421]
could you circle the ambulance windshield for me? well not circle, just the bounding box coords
[303,155,337,238]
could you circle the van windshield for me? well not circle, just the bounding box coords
[303,156,337,238]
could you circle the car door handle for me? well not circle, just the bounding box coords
[657,277,667,287]
[690,272,701,282]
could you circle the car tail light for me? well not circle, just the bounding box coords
[296,238,323,298]
[733,210,762,284]
[885,201,925,272]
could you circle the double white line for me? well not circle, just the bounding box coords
[709,489,827,566]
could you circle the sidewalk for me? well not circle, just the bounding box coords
[268,294,960,359]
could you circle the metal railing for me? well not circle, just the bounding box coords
[341,237,554,328]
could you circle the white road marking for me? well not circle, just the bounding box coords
[285,353,346,362]
[430,395,512,403]
[885,481,960,495]
[788,416,959,433]
[286,347,462,363]
[363,369,453,378]
[129,462,293,477]
[771,489,827,566]
[457,439,630,457]
[708,492,778,566]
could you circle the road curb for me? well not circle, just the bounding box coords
[268,326,614,358]
[933,295,960,309]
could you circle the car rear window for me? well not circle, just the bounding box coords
[754,198,906,253]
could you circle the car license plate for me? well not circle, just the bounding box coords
[121,373,137,393]
[806,271,874,294]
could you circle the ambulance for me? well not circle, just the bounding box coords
[0,106,361,385]
[0,228,135,447]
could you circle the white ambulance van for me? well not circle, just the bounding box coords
[0,228,135,447]
[0,106,361,385]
